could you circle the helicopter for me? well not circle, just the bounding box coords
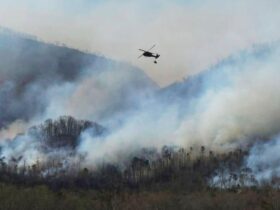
[138,45,160,64]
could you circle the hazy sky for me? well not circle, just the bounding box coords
[1,0,280,86]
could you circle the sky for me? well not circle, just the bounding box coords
[0,0,280,86]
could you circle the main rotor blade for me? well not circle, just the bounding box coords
[138,54,144,59]
[147,44,156,51]
[139,49,146,52]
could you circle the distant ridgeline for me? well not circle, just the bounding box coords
[0,27,157,128]
[0,26,86,51]
[0,26,38,40]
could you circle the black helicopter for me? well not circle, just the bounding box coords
[138,45,160,63]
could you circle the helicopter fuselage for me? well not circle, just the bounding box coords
[143,51,154,57]
[143,51,160,59]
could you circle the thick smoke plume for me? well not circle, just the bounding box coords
[0,30,156,131]
[1,31,280,182]
[0,30,156,165]
[246,135,280,182]
[77,43,280,167]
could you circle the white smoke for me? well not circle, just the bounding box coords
[44,63,157,124]
[77,43,280,166]
[1,31,280,182]
[246,135,280,181]
[0,120,29,140]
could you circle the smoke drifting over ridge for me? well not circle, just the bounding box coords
[77,42,280,168]
[0,30,156,126]
[0,31,280,181]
